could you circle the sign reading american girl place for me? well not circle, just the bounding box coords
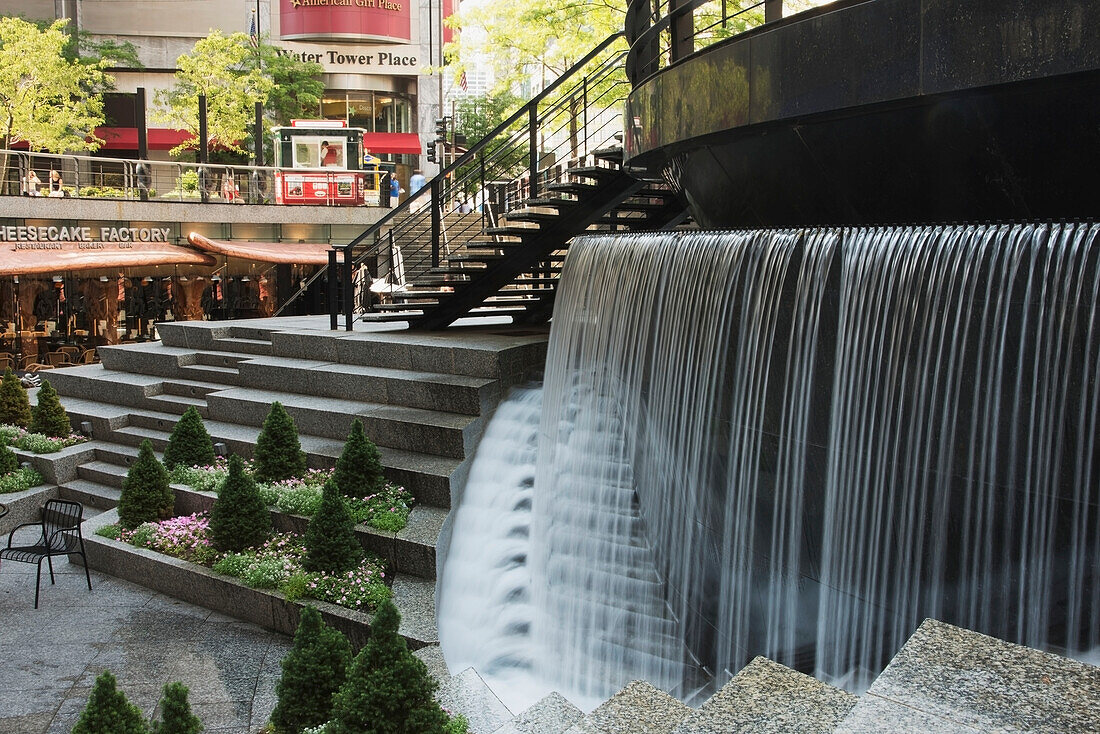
[280,0,411,44]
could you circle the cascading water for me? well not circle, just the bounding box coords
[441,223,1100,708]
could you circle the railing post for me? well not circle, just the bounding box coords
[328,248,339,330]
[479,154,486,228]
[626,0,658,85]
[582,78,589,157]
[529,104,539,199]
[342,246,354,331]
[431,177,442,269]
[765,0,783,22]
[670,0,694,62]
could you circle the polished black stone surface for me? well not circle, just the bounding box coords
[625,0,1100,227]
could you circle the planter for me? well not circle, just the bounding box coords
[0,484,58,536]
[82,507,437,650]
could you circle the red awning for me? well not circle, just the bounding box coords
[188,233,342,265]
[1,243,216,276]
[362,132,422,155]
[92,127,196,151]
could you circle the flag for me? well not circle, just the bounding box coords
[459,71,468,92]
[249,10,258,47]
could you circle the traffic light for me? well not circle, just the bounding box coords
[434,117,448,141]
[426,140,437,163]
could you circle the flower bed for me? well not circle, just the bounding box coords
[0,423,88,454]
[96,513,392,614]
[0,466,45,494]
[169,461,414,532]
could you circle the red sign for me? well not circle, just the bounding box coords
[280,0,411,43]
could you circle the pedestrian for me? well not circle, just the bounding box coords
[22,170,42,196]
[320,140,338,167]
[47,169,64,197]
[390,175,401,206]
[409,170,426,194]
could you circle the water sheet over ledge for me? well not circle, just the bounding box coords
[529,223,1100,701]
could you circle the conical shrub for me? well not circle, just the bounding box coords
[0,441,18,475]
[209,454,271,553]
[71,670,149,734]
[333,419,385,498]
[272,606,352,734]
[162,406,215,469]
[118,439,175,529]
[252,401,306,483]
[0,367,32,427]
[29,379,70,437]
[151,682,202,734]
[329,600,450,734]
[303,478,361,574]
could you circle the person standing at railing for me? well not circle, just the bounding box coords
[221,173,240,202]
[47,169,64,197]
[22,170,42,196]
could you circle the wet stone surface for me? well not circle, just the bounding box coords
[0,557,291,734]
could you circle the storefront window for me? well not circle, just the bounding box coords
[318,92,412,133]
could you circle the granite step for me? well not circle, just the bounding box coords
[671,657,856,734]
[834,619,1100,734]
[59,478,121,510]
[202,387,482,459]
[95,406,459,508]
[234,355,499,416]
[568,681,693,734]
[147,392,209,416]
[211,336,274,356]
[492,693,585,734]
[76,460,129,489]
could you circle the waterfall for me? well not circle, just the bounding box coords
[441,223,1100,707]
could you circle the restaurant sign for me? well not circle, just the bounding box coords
[3,226,174,248]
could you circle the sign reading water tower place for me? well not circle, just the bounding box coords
[280,0,411,44]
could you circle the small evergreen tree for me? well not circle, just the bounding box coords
[303,478,361,574]
[162,406,215,469]
[271,606,352,734]
[29,379,70,437]
[333,419,385,498]
[0,367,32,427]
[72,670,150,734]
[0,441,18,475]
[209,454,271,553]
[151,682,202,734]
[118,439,175,529]
[252,401,306,483]
[329,600,450,734]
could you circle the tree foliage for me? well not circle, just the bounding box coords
[0,17,111,153]
[0,441,17,476]
[30,379,71,437]
[153,30,274,156]
[255,40,325,127]
[272,606,352,734]
[209,454,271,553]
[303,479,361,574]
[72,670,150,734]
[151,682,203,734]
[329,600,450,734]
[0,367,32,427]
[118,439,175,529]
[163,406,215,470]
[333,419,385,499]
[252,401,306,483]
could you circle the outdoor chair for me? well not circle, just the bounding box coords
[0,354,12,371]
[79,348,99,364]
[0,499,92,608]
[23,362,55,373]
[45,351,73,367]
[56,345,81,358]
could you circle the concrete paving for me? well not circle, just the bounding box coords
[0,548,291,734]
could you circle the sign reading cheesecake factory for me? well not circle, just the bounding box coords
[2,226,174,249]
[280,0,411,43]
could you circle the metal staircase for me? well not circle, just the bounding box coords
[278,32,689,331]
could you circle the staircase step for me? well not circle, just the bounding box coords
[672,657,857,734]
[77,460,130,489]
[492,693,585,734]
[179,363,241,381]
[147,392,209,415]
[566,165,620,181]
[209,337,273,355]
[60,478,122,510]
[195,350,255,368]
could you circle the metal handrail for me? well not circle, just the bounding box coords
[279,31,630,322]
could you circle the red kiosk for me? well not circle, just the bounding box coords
[273,120,381,206]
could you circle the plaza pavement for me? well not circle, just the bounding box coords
[0,544,291,734]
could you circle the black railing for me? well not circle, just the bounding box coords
[277,32,631,328]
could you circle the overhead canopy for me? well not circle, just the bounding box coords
[1,243,216,276]
[92,127,195,151]
[362,132,422,155]
[188,233,341,265]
